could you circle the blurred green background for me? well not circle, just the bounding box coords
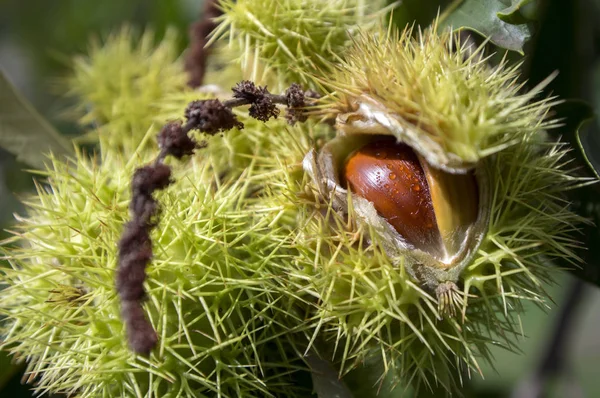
[0,0,599,397]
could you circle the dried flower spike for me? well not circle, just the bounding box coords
[116,79,315,354]
[185,99,244,134]
[117,163,174,355]
[157,121,200,159]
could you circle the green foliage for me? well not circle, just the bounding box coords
[578,67,600,178]
[305,354,352,398]
[0,350,21,392]
[439,0,534,53]
[497,0,537,24]
[570,102,599,178]
[0,71,73,169]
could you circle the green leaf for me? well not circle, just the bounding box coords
[578,62,600,179]
[342,354,408,398]
[497,0,537,24]
[543,100,600,288]
[0,351,23,391]
[305,353,353,398]
[0,70,73,169]
[439,0,532,53]
[578,201,600,288]
[574,109,599,179]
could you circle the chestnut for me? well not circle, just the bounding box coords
[343,139,441,254]
[343,138,479,262]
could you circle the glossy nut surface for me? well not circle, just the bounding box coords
[343,138,442,254]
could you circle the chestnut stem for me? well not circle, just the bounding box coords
[222,94,288,108]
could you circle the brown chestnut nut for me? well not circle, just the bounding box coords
[343,139,441,253]
[343,138,478,262]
